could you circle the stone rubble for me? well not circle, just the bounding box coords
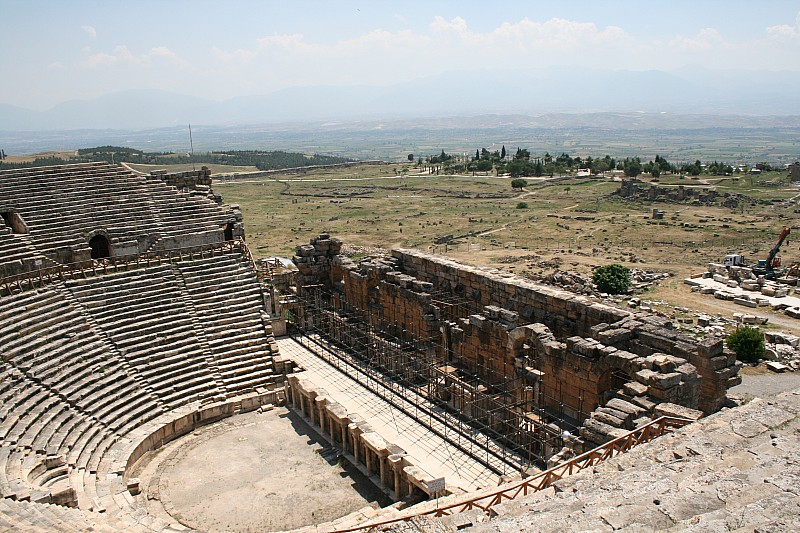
[685,262,800,319]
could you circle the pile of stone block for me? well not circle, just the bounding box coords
[763,331,800,370]
[150,168,213,190]
[293,234,343,285]
[703,262,792,302]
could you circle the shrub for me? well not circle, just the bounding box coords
[726,326,765,363]
[592,264,631,294]
[516,201,528,209]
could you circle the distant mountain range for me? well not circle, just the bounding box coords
[2,67,800,131]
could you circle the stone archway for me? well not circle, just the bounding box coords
[224,222,235,241]
[597,367,631,406]
[88,234,111,259]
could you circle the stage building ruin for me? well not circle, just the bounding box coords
[284,235,740,474]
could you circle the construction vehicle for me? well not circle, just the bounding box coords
[752,226,790,279]
[723,254,746,267]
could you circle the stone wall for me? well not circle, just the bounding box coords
[614,178,755,209]
[392,248,736,414]
[789,162,800,182]
[150,168,212,190]
[393,248,630,339]
[290,236,737,455]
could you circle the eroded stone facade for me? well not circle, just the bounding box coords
[291,235,740,454]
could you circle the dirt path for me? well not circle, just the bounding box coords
[513,188,537,199]
[730,369,800,399]
[120,162,147,175]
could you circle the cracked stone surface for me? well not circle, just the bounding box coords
[383,387,800,532]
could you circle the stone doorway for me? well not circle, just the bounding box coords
[88,234,111,259]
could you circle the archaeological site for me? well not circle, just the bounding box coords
[0,162,798,532]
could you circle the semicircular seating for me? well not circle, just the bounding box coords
[0,252,281,530]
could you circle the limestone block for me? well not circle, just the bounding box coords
[606,398,646,418]
[296,244,316,257]
[592,409,627,428]
[635,368,659,385]
[697,337,724,358]
[653,403,703,420]
[623,381,649,397]
[597,328,634,345]
[469,314,487,328]
[631,395,657,412]
[734,297,758,308]
[649,372,683,390]
[675,363,698,381]
[580,418,627,444]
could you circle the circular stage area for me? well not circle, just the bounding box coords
[137,407,389,532]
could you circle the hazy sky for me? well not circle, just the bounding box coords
[3,0,800,110]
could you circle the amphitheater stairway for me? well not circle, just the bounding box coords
[0,286,165,508]
[145,179,232,245]
[64,265,225,409]
[174,253,279,397]
[0,229,50,279]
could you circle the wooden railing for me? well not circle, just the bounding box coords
[332,415,693,532]
[0,239,249,296]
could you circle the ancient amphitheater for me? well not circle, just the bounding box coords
[0,163,797,532]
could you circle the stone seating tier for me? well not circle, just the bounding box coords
[0,247,279,526]
[0,163,237,266]
[177,255,277,396]
[65,265,223,409]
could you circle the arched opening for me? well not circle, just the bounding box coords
[224,222,235,241]
[597,368,630,405]
[1,211,28,234]
[89,234,111,259]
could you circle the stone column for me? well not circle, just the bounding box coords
[378,454,387,488]
[315,396,327,434]
[365,447,373,476]
[389,455,404,498]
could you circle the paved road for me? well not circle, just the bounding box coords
[729,370,800,398]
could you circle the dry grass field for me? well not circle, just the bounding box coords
[214,162,800,333]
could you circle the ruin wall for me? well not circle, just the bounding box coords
[292,236,738,454]
[391,248,737,414]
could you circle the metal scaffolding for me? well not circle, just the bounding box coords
[285,284,584,477]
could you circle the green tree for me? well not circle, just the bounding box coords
[623,157,642,178]
[476,159,493,172]
[407,153,414,162]
[726,326,765,363]
[591,158,610,175]
[514,147,530,161]
[592,264,631,294]
[511,178,528,189]
[501,145,506,159]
